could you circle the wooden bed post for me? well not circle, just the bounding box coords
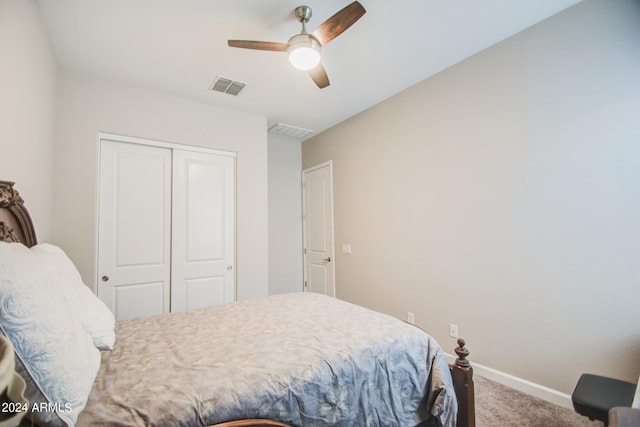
[450,338,475,427]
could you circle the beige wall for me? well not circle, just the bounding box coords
[54,72,269,300]
[268,134,303,294]
[302,0,640,394]
[0,0,58,241]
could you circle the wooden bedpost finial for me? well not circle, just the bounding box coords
[450,338,475,427]
[455,338,471,369]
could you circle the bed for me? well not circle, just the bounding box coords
[0,180,475,427]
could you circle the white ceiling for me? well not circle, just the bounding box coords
[36,0,583,139]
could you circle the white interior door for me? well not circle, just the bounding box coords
[98,140,171,320]
[171,150,235,311]
[302,161,335,297]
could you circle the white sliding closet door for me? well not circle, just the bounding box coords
[98,140,172,320]
[98,136,236,320]
[171,150,235,311]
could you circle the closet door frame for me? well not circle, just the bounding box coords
[96,133,237,319]
[98,132,236,159]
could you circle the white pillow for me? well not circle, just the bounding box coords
[0,241,101,426]
[31,244,116,350]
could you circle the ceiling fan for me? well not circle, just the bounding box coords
[228,1,366,89]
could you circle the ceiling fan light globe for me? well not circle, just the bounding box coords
[289,47,321,70]
[287,35,321,70]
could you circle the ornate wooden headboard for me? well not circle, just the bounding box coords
[0,181,38,247]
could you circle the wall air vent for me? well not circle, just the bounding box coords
[210,76,246,96]
[268,123,314,140]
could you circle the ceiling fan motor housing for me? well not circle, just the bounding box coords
[294,5,313,24]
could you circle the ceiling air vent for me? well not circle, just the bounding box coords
[210,76,246,96]
[268,123,314,140]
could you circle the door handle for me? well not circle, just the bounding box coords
[322,257,331,262]
[101,275,109,282]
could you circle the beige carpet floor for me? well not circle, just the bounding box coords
[475,375,602,427]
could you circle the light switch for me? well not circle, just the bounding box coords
[342,244,352,254]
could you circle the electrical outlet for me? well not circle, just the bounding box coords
[449,323,459,338]
[406,312,415,325]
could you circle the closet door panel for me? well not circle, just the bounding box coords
[184,277,225,311]
[186,160,225,261]
[98,140,172,320]
[171,150,235,312]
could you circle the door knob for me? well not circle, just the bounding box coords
[322,257,331,262]
[227,265,233,271]
[101,275,109,282]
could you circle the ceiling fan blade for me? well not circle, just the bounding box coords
[312,1,366,46]
[309,63,330,89]
[227,40,288,52]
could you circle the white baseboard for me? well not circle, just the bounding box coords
[445,353,573,409]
